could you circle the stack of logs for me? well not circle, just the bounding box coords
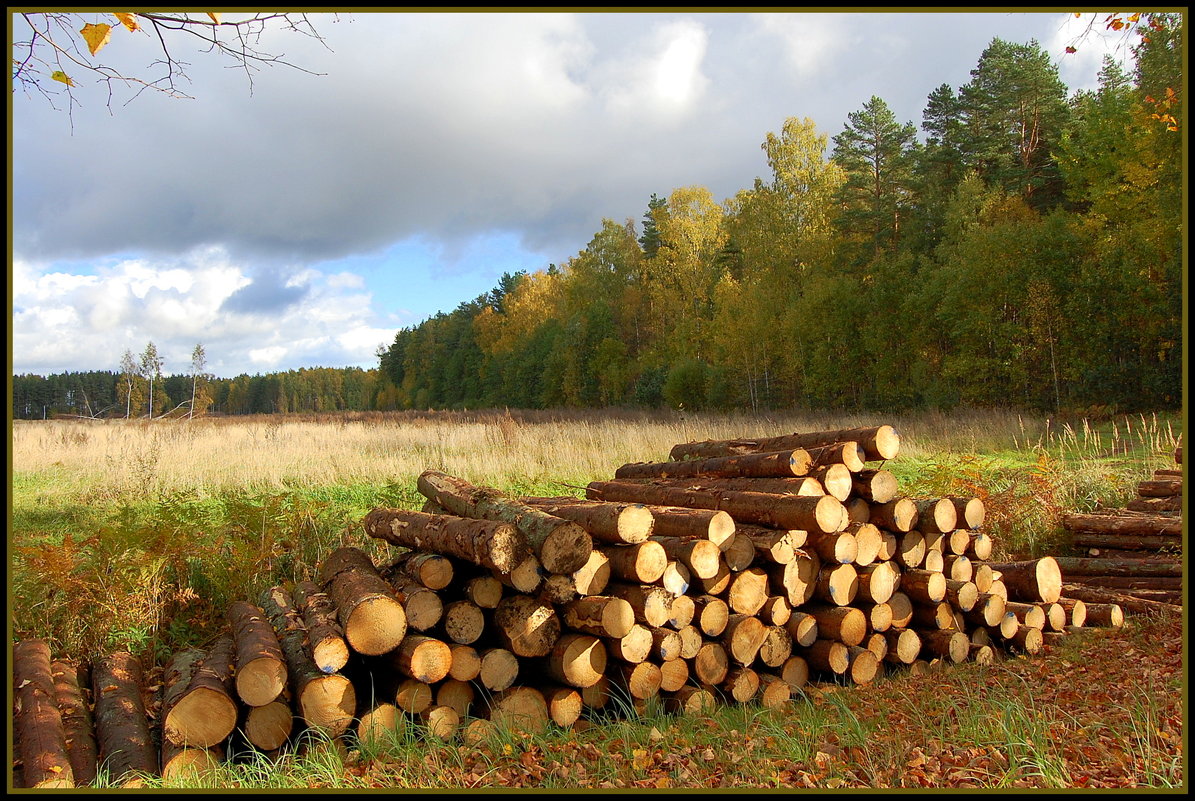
[13,424,1138,788]
[1059,440,1183,612]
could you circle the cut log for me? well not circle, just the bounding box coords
[846,647,881,685]
[1071,533,1183,551]
[699,559,733,596]
[811,464,853,501]
[495,555,545,595]
[855,561,900,605]
[14,640,74,788]
[882,629,922,665]
[855,602,894,633]
[852,469,899,504]
[586,481,847,534]
[663,686,717,716]
[649,535,723,579]
[767,550,820,606]
[677,625,704,660]
[785,611,819,648]
[384,577,443,632]
[1052,557,1183,577]
[642,506,737,549]
[421,704,462,741]
[900,570,947,604]
[1039,602,1067,632]
[394,679,433,715]
[600,541,668,584]
[92,652,157,785]
[319,547,407,656]
[969,644,997,665]
[921,630,969,663]
[539,685,583,728]
[666,593,696,629]
[1076,602,1125,628]
[721,667,760,703]
[355,701,401,746]
[606,624,653,664]
[1137,478,1181,497]
[572,550,610,596]
[605,583,676,629]
[615,449,813,480]
[813,563,858,606]
[965,532,994,561]
[1059,583,1179,616]
[364,507,528,574]
[486,687,550,735]
[1006,625,1044,654]
[1061,513,1183,536]
[646,627,683,662]
[779,655,810,689]
[292,580,350,674]
[848,522,883,567]
[871,498,918,532]
[1066,575,1184,591]
[911,602,956,630]
[943,554,974,583]
[464,575,504,609]
[802,605,867,647]
[160,742,223,783]
[543,576,582,613]
[50,659,97,786]
[520,497,654,544]
[1126,496,1182,513]
[864,631,888,662]
[945,529,972,555]
[442,600,486,645]
[668,425,899,462]
[1055,598,1088,628]
[388,551,455,590]
[160,635,237,749]
[894,530,926,569]
[561,596,635,639]
[722,532,758,572]
[493,595,561,658]
[227,601,288,707]
[242,694,293,751]
[610,662,663,701]
[758,625,794,668]
[803,639,848,675]
[738,526,800,564]
[847,497,872,525]
[692,595,730,637]
[914,499,958,534]
[887,592,915,628]
[542,633,607,689]
[808,529,857,564]
[756,673,793,708]
[417,471,593,574]
[944,580,979,612]
[390,635,453,684]
[436,679,475,718]
[949,497,986,529]
[984,558,1063,603]
[758,595,792,626]
[726,567,770,615]
[722,614,769,666]
[477,648,520,692]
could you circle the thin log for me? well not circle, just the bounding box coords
[690,642,730,686]
[417,471,593,574]
[521,497,654,544]
[882,629,922,665]
[616,449,814,481]
[1125,496,1182,513]
[543,634,607,689]
[293,580,350,674]
[600,541,668,584]
[51,659,97,786]
[1071,533,1184,551]
[605,624,653,664]
[1074,601,1125,627]
[1061,513,1183,536]
[242,694,292,751]
[388,551,455,590]
[1065,575,1184,591]
[92,652,157,785]
[1137,478,1181,497]
[668,425,900,462]
[363,507,527,573]
[227,601,288,707]
[871,498,918,532]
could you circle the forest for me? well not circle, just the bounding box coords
[12,20,1183,420]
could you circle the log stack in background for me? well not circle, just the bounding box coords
[12,422,1156,787]
[1060,440,1183,610]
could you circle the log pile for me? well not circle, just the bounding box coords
[1060,440,1183,608]
[12,423,1148,787]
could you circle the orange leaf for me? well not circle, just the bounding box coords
[80,22,113,56]
[113,12,139,32]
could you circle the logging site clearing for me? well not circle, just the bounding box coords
[9,410,1185,790]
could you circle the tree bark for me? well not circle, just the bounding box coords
[92,651,157,785]
[668,425,900,462]
[520,497,654,544]
[1137,478,1181,497]
[1062,512,1183,536]
[292,580,350,674]
[160,635,237,749]
[363,507,527,574]
[227,600,288,708]
[319,546,407,656]
[616,449,814,480]
[1070,533,1183,551]
[51,659,97,786]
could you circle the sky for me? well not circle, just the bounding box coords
[10,10,1137,379]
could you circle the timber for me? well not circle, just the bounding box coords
[226,601,288,707]
[614,449,813,480]
[160,635,238,749]
[1062,513,1182,536]
[363,507,528,573]
[293,580,350,674]
[14,640,74,788]
[319,546,408,656]
[51,659,98,786]
[92,652,157,785]
[520,497,654,544]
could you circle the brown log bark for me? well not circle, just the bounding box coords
[803,639,849,675]
[364,507,528,574]
[1071,533,1183,551]
[900,569,947,604]
[1126,496,1182,513]
[520,497,655,544]
[14,640,74,788]
[1065,575,1184,590]
[1072,601,1125,627]
[985,557,1064,603]
[668,424,900,462]
[641,505,737,549]
[319,546,407,657]
[1055,598,1088,627]
[160,636,238,749]
[1137,478,1181,497]
[50,659,97,786]
[921,630,969,663]
[1062,513,1183,536]
[493,595,561,658]
[586,480,847,534]
[92,651,157,784]
[616,448,814,480]
[292,580,350,675]
[227,601,288,707]
[417,471,592,574]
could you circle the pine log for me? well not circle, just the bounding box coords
[900,570,947,604]
[808,530,857,564]
[737,526,801,564]
[390,635,453,684]
[667,594,696,630]
[722,614,769,665]
[615,449,813,480]
[1137,478,1181,497]
[495,555,545,595]
[1039,602,1067,631]
[803,639,849,675]
[242,694,293,751]
[802,605,867,647]
[726,567,770,615]
[292,580,350,674]
[606,624,653,664]
[609,662,663,701]
[227,601,288,707]
[877,529,898,562]
[779,655,810,689]
[849,522,883,567]
[856,601,894,633]
[894,530,926,569]
[668,425,900,462]
[722,531,758,571]
[540,685,583,728]
[758,625,794,668]
[767,550,820,606]
[540,634,607,689]
[1125,496,1182,513]
[693,595,730,637]
[814,563,859,606]
[699,559,733,596]
[572,550,610,596]
[966,532,994,561]
[914,499,958,534]
[1061,513,1183,536]
[50,659,97,786]
[394,679,433,715]
[14,640,74,788]
[646,627,684,662]
[756,673,794,708]
[363,507,528,574]
[541,573,579,607]
[945,529,972,555]
[921,630,969,663]
[882,629,922,665]
[586,480,847,534]
[649,535,723,579]
[486,687,550,735]
[436,679,475,718]
[663,686,717,716]
[319,547,407,656]
[887,592,915,628]
[92,652,157,784]
[561,596,635,639]
[417,471,593,574]
[785,611,819,648]
[1006,625,1044,654]
[389,551,455,590]
[944,580,979,612]
[600,541,668,584]
[855,561,900,605]
[911,602,956,630]
[943,554,974,583]
[642,505,737,549]
[383,576,443,632]
[847,497,873,525]
[1055,598,1088,627]
[493,595,561,658]
[864,631,888,662]
[421,704,463,741]
[758,595,792,626]
[160,636,238,749]
[851,469,899,504]
[809,464,853,501]
[160,742,223,783]
[984,557,1063,603]
[677,625,704,660]
[464,575,504,609]
[520,497,654,544]
[722,667,761,703]
[949,497,986,529]
[1071,533,1183,551]
[846,646,881,685]
[1075,601,1125,627]
[969,644,997,665]
[1065,575,1184,591]
[477,648,520,692]
[871,498,918,532]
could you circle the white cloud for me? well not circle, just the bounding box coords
[599,19,710,121]
[751,13,849,79]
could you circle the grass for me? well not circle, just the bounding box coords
[8,407,1185,788]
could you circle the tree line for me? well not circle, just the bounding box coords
[376,22,1182,415]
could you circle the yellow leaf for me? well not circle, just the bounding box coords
[113,13,140,33]
[207,13,222,24]
[80,22,113,56]
[51,70,75,87]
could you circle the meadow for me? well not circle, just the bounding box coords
[9,408,1185,789]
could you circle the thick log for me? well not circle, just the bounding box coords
[394,679,433,715]
[92,652,157,785]
[493,595,561,658]
[1065,575,1184,591]
[779,655,810,689]
[984,558,1063,603]
[436,679,475,718]
[894,530,926,569]
[643,506,737,549]
[756,673,793,708]
[726,567,770,616]
[767,550,820,606]
[722,667,761,703]
[871,498,918,532]
[668,425,899,462]
[445,644,481,682]
[802,605,867,647]
[1055,598,1088,627]
[811,464,853,501]
[807,530,857,564]
[900,570,947,604]
[561,596,635,639]
[667,593,696,629]
[486,687,550,735]
[692,595,730,637]
[882,629,922,665]
[384,577,443,632]
[586,481,847,534]
[421,704,463,741]
[543,634,607,688]
[609,662,663,701]
[14,640,74,788]
[1039,602,1067,632]
[363,507,527,574]
[677,625,704,660]
[646,628,684,662]
[464,575,504,609]
[722,531,758,571]
[663,686,717,716]
[887,592,915,628]
[390,635,453,684]
[227,601,288,707]
[856,601,894,633]
[605,583,675,628]
[540,685,583,728]
[319,547,407,656]
[606,624,653,664]
[600,541,668,584]
[803,639,849,675]
[160,635,237,749]
[649,535,723,579]
[855,560,899,605]
[292,580,350,674]
[943,554,974,583]
[737,525,801,564]
[849,522,883,567]
[51,659,97,786]
[944,580,979,612]
[758,595,792,627]
[442,599,486,645]
[722,614,769,666]
[160,742,223,783]
[1061,513,1183,536]
[615,449,813,480]
[494,555,544,595]
[571,550,610,597]
[846,647,881,685]
[847,497,873,525]
[945,529,972,555]
[914,499,958,534]
[922,630,969,663]
[417,471,592,574]
[1126,496,1182,513]
[242,694,293,750]
[813,563,859,606]
[852,469,899,504]
[758,625,794,668]
[949,497,986,529]
[965,532,994,561]
[520,497,654,544]
[1074,601,1125,627]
